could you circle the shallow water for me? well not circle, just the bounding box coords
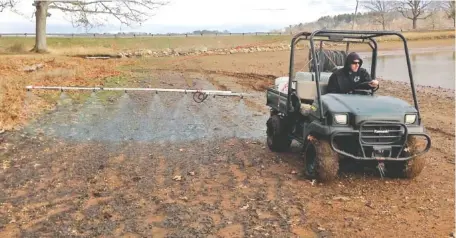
[361,47,455,89]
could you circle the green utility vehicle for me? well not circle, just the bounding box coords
[266,30,431,182]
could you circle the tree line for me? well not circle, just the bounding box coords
[281,0,455,32]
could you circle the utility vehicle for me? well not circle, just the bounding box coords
[266,29,431,182]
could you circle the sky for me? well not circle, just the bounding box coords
[0,0,362,34]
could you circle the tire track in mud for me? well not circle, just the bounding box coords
[154,68,276,92]
[425,126,455,137]
[155,68,278,82]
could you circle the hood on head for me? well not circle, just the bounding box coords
[343,52,363,71]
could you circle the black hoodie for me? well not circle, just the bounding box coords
[327,52,373,94]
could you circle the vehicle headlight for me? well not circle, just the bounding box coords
[405,114,417,124]
[334,114,348,124]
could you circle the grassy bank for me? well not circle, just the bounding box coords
[0,35,288,55]
[0,55,134,131]
[0,30,454,55]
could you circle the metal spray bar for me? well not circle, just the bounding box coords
[25,85,250,102]
[25,86,243,95]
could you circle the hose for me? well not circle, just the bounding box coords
[193,91,208,103]
[309,49,347,72]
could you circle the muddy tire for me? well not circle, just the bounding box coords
[266,115,291,152]
[302,135,339,182]
[386,136,426,179]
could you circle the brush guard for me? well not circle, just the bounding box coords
[330,121,431,161]
[25,86,247,103]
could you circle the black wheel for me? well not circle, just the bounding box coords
[266,115,291,152]
[386,136,425,179]
[302,135,340,182]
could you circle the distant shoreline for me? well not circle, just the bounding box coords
[0,29,454,55]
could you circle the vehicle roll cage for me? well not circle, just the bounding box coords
[286,30,421,125]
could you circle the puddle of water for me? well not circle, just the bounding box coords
[361,49,455,89]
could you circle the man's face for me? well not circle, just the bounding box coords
[350,60,360,72]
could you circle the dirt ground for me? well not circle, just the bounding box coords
[0,39,455,237]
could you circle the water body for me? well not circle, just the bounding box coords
[360,47,455,89]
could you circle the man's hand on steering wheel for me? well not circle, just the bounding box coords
[368,79,379,88]
[351,80,379,95]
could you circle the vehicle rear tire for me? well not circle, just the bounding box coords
[266,115,291,152]
[386,136,425,179]
[302,135,339,182]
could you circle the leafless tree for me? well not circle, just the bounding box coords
[361,0,394,30]
[441,0,455,27]
[0,0,17,12]
[395,0,433,30]
[32,0,168,53]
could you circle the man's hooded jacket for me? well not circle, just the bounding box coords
[327,52,373,94]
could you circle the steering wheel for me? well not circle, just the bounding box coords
[350,81,379,95]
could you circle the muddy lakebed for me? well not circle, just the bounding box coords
[0,45,455,237]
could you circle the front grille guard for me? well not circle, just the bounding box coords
[329,121,432,161]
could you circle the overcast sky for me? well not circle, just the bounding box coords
[0,0,362,33]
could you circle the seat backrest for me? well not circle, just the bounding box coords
[294,72,332,101]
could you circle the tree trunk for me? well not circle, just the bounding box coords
[412,17,417,30]
[32,1,50,53]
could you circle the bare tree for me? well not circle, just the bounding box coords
[441,0,455,27]
[395,0,433,29]
[361,0,394,30]
[0,0,17,12]
[32,0,168,53]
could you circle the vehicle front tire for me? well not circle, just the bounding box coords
[302,135,339,182]
[266,115,291,152]
[386,136,426,179]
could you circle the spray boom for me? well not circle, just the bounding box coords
[25,85,248,103]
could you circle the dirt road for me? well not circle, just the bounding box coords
[0,47,455,237]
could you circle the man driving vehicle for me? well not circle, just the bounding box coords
[327,52,379,94]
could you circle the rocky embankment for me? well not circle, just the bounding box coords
[111,41,348,58]
[116,44,292,58]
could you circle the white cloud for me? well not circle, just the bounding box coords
[0,0,360,33]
